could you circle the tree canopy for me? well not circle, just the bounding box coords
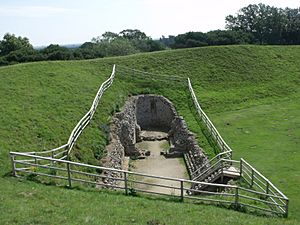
[1,3,300,67]
[0,33,33,56]
[225,4,300,44]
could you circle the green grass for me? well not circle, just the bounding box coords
[210,91,300,220]
[0,45,300,224]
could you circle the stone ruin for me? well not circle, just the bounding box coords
[100,94,210,186]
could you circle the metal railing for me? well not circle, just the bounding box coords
[240,158,289,216]
[191,150,232,179]
[18,65,116,160]
[10,151,288,217]
[187,78,232,159]
[7,67,289,217]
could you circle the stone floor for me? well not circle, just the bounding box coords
[130,131,189,195]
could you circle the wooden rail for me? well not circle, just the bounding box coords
[10,152,288,217]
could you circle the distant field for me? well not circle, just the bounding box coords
[0,45,299,224]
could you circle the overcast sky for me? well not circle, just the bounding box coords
[0,0,299,46]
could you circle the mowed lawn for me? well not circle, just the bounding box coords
[0,45,299,224]
[210,91,300,220]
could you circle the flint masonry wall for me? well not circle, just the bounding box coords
[136,95,177,131]
[101,94,209,186]
[169,117,210,178]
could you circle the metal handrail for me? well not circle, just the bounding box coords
[191,150,232,177]
[187,78,233,157]
[15,65,116,159]
[10,151,289,217]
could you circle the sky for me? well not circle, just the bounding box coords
[0,0,299,46]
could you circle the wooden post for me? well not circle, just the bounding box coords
[67,162,72,188]
[180,180,184,202]
[10,154,16,176]
[124,172,128,195]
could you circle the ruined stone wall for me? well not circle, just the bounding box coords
[114,97,139,156]
[136,95,177,131]
[101,94,210,186]
[169,116,210,178]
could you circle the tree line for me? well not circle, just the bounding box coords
[1,4,299,66]
[0,29,164,66]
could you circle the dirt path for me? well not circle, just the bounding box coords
[131,135,189,195]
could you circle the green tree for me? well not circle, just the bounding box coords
[225,4,300,44]
[119,29,148,40]
[0,33,33,56]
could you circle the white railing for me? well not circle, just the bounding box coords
[7,67,289,217]
[191,150,232,179]
[9,151,289,217]
[18,65,116,160]
[240,158,289,216]
[187,78,232,159]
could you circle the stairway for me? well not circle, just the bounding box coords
[190,159,240,194]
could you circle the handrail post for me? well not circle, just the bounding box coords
[251,168,254,187]
[266,181,269,194]
[124,172,128,195]
[67,162,72,188]
[10,154,16,176]
[34,152,37,165]
[235,187,239,208]
[240,159,243,176]
[180,180,184,202]
[285,199,289,218]
[220,160,224,183]
[51,151,54,166]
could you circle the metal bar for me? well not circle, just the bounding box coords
[124,172,128,195]
[184,195,234,205]
[15,169,68,180]
[239,202,283,215]
[285,199,289,218]
[11,151,240,188]
[251,168,254,187]
[238,187,286,200]
[133,188,179,197]
[10,154,16,176]
[37,144,69,154]
[235,187,239,206]
[180,180,184,202]
[128,179,181,190]
[15,160,67,172]
[67,162,72,187]
[184,188,236,197]
[238,194,285,207]
[253,180,265,192]
[240,158,288,199]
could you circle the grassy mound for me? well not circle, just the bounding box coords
[0,45,299,224]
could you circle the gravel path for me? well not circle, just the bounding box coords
[131,134,189,195]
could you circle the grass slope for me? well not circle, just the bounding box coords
[0,45,299,224]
